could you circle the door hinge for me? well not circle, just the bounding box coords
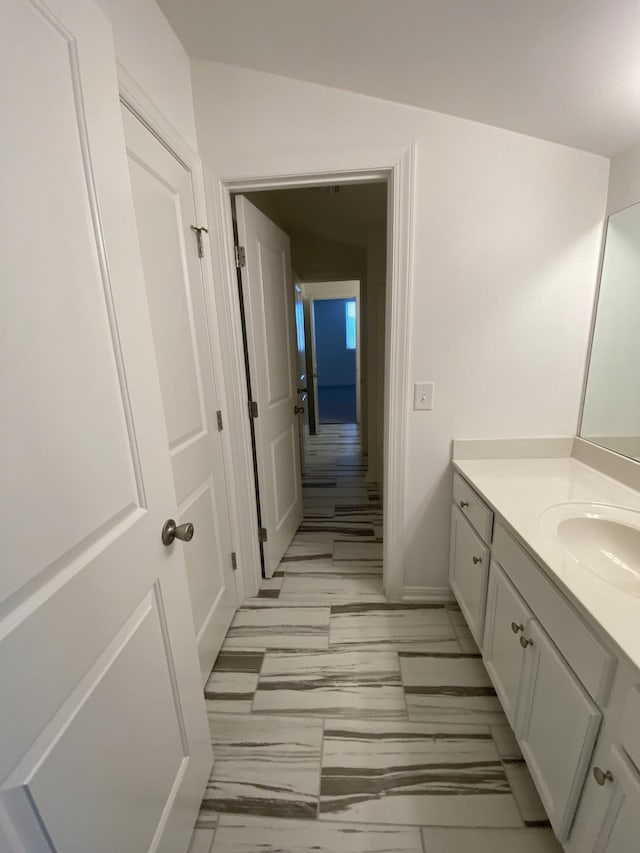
[216,410,224,431]
[235,245,246,268]
[259,527,268,544]
[231,551,238,572]
[190,224,209,258]
[248,400,259,419]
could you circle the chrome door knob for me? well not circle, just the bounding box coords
[162,518,195,546]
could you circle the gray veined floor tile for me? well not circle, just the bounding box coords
[333,540,384,561]
[222,604,329,649]
[452,623,480,653]
[203,714,323,819]
[253,649,407,718]
[205,670,259,713]
[187,827,215,853]
[280,574,386,602]
[319,719,522,827]
[329,603,461,652]
[503,760,550,826]
[421,827,563,852]
[491,723,522,759]
[399,653,506,724]
[211,815,423,852]
[283,557,378,575]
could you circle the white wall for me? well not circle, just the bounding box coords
[192,60,609,594]
[96,0,198,149]
[607,140,640,215]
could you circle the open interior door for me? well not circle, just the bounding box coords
[293,275,309,475]
[235,196,303,577]
[0,1,210,850]
[122,105,238,684]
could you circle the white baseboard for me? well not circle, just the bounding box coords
[401,585,455,603]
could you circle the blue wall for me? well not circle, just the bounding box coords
[314,299,356,423]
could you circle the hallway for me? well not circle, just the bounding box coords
[190,425,561,852]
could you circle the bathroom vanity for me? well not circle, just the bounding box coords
[449,447,640,851]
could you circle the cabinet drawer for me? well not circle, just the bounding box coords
[619,685,640,771]
[493,522,615,704]
[453,472,494,544]
[449,507,490,646]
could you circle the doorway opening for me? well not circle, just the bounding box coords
[231,182,388,588]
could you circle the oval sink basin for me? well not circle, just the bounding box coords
[539,503,640,597]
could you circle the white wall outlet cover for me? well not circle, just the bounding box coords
[414,381,435,410]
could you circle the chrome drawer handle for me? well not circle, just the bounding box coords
[472,555,482,565]
[459,500,469,508]
[519,636,533,649]
[593,766,614,786]
[511,622,524,634]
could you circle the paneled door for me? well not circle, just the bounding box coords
[236,196,303,577]
[0,1,210,851]
[122,105,238,683]
[293,276,309,475]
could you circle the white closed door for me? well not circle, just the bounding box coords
[0,1,210,851]
[122,106,237,683]
[236,196,303,577]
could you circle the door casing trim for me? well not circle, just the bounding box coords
[210,145,416,600]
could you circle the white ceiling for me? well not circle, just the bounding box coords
[158,0,640,157]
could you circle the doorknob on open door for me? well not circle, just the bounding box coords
[162,519,195,546]
[294,405,305,415]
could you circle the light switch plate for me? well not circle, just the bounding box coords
[414,381,435,410]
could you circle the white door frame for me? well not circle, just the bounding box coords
[116,66,246,604]
[303,280,361,425]
[209,145,415,600]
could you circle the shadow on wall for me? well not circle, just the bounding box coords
[314,298,356,423]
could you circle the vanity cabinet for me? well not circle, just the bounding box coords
[591,747,640,852]
[483,560,602,841]
[517,618,602,841]
[449,473,493,646]
[483,562,531,726]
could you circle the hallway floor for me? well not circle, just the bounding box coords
[189,425,562,853]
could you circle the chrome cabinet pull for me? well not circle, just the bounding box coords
[593,767,614,786]
[162,519,195,546]
[459,500,469,508]
[472,555,482,565]
[519,636,533,648]
[511,622,524,634]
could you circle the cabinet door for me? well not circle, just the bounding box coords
[449,506,490,645]
[483,562,531,727]
[593,747,640,853]
[517,620,602,842]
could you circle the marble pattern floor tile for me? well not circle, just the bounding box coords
[491,723,523,759]
[205,671,259,713]
[195,425,552,844]
[319,719,522,827]
[203,714,322,819]
[211,815,423,852]
[503,759,550,826]
[422,827,563,852]
[333,540,384,561]
[222,604,329,649]
[329,603,461,652]
[399,652,506,724]
[279,574,386,601]
[254,650,407,718]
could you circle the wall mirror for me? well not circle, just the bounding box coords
[580,201,640,462]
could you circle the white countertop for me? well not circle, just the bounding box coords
[453,456,640,671]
